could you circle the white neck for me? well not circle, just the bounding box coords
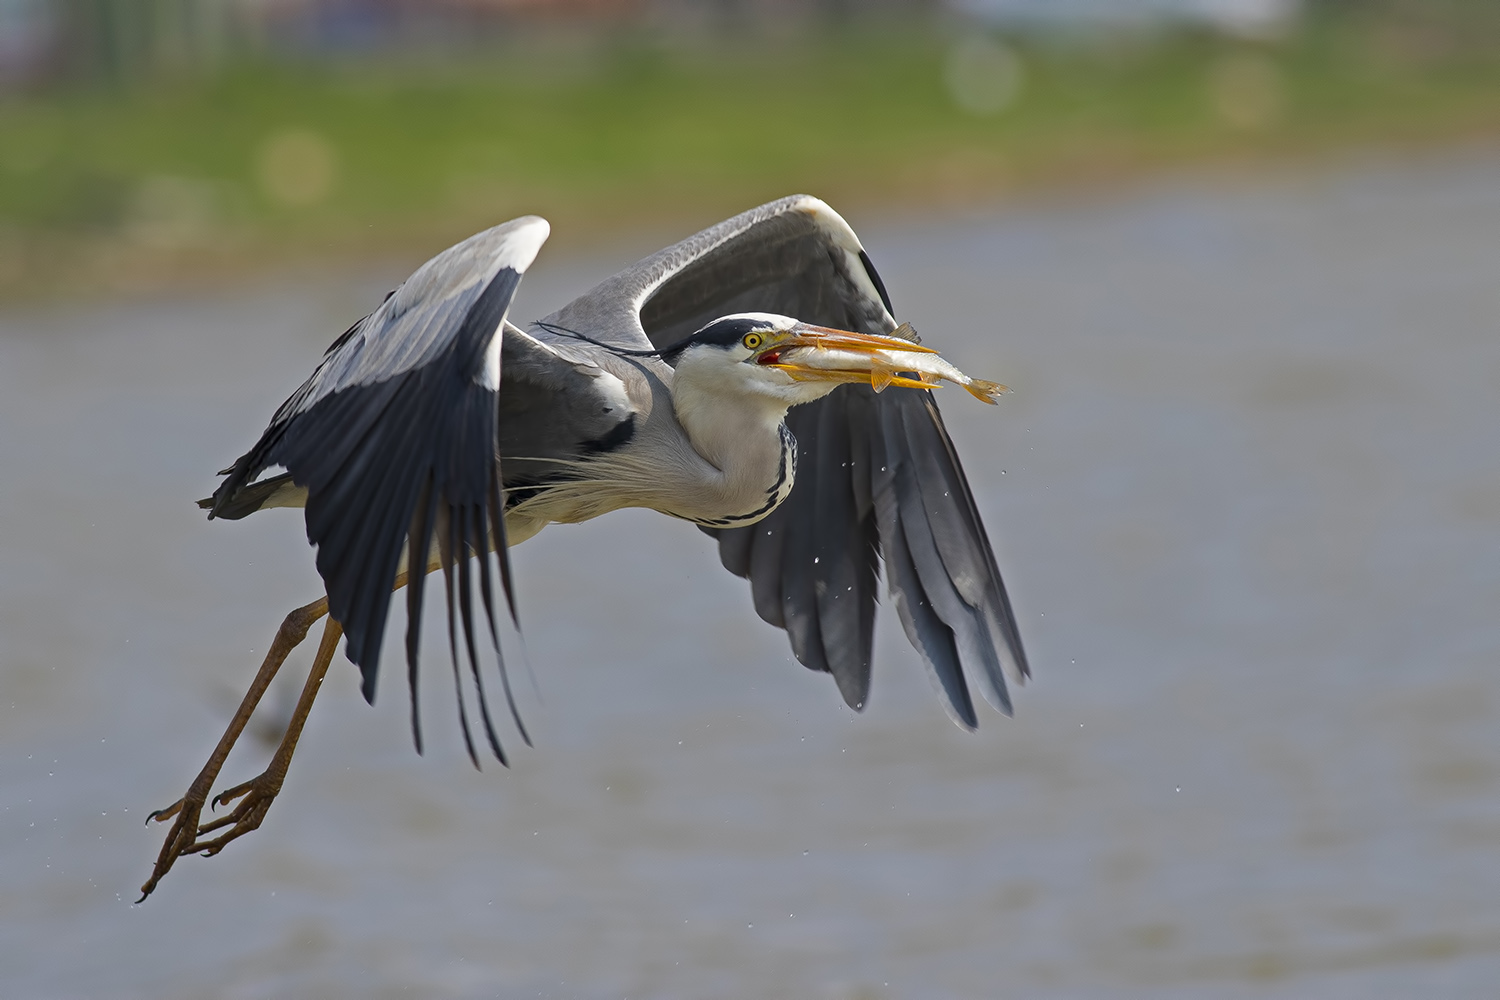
[663,347,840,523]
[671,358,792,479]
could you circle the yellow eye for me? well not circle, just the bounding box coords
[743,333,763,350]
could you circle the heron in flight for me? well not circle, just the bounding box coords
[140,195,1027,899]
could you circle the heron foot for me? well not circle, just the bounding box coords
[136,768,286,900]
[136,597,333,902]
[193,769,284,855]
[138,791,209,901]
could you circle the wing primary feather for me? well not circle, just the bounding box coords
[335,399,430,679]
[851,408,882,709]
[710,524,753,578]
[404,476,438,756]
[882,512,978,729]
[489,468,520,628]
[442,382,507,764]
[778,443,830,676]
[846,388,875,521]
[344,470,426,687]
[455,498,507,765]
[873,401,979,728]
[807,392,872,708]
[202,472,294,519]
[748,521,786,629]
[437,504,481,769]
[475,494,531,747]
[885,396,1002,714]
[306,403,425,691]
[917,396,1029,681]
[898,397,1017,711]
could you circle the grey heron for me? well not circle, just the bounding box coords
[139,195,1027,899]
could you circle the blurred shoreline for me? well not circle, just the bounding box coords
[2,3,1499,303]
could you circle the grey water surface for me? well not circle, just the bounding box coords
[3,151,1500,999]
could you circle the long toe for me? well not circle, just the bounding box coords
[138,797,207,900]
[145,799,185,824]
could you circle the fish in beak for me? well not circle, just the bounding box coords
[754,322,1007,404]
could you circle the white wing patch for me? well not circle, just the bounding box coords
[479,324,504,390]
[308,216,551,403]
[794,196,865,254]
[495,215,551,270]
[591,368,631,414]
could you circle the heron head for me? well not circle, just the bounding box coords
[670,313,936,407]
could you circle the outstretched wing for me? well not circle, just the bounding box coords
[542,196,1028,727]
[210,217,550,762]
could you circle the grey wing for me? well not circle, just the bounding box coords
[533,194,891,353]
[209,216,549,762]
[542,195,1028,727]
[495,321,638,499]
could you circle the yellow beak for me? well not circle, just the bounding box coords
[755,322,940,392]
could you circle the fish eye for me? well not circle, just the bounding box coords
[742,333,763,350]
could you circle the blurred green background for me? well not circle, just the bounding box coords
[1,0,1498,299]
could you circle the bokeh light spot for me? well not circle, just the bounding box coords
[256,129,338,208]
[945,35,1025,117]
[1208,52,1285,131]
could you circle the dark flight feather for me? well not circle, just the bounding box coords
[551,194,1028,723]
[208,216,546,761]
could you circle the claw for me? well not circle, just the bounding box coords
[212,778,257,811]
[138,794,208,901]
[145,800,183,825]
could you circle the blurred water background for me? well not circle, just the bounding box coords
[3,1,1500,998]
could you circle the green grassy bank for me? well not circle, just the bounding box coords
[2,4,1499,298]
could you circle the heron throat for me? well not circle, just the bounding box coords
[668,364,827,528]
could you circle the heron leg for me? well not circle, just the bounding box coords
[138,595,329,900]
[181,615,344,857]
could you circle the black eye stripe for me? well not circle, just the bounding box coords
[686,317,777,350]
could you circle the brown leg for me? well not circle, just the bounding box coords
[138,596,328,900]
[138,573,414,901]
[183,616,344,855]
